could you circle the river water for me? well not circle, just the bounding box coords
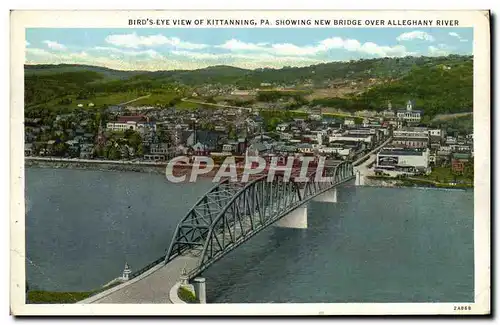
[25,168,474,303]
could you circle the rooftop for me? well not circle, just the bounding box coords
[379,150,424,156]
[117,115,147,123]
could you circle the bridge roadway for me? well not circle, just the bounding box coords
[84,256,195,304]
[83,154,387,304]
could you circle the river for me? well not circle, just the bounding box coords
[25,167,474,303]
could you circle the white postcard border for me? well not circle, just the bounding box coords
[10,9,491,315]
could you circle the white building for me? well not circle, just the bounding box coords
[107,121,139,131]
[344,118,355,126]
[107,116,156,132]
[276,123,290,132]
[329,134,373,144]
[376,148,430,173]
[318,146,351,157]
[428,129,443,137]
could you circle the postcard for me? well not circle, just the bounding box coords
[10,10,490,316]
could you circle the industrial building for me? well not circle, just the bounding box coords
[375,148,430,174]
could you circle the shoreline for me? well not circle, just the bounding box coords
[364,175,473,190]
[26,157,168,175]
[25,157,473,190]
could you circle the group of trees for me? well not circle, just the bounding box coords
[95,129,145,159]
[25,55,473,119]
[305,59,473,117]
[429,114,473,135]
[25,71,103,107]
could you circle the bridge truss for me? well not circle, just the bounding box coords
[165,161,354,278]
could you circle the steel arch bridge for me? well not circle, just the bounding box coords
[165,161,354,278]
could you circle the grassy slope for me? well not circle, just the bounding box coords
[27,282,121,304]
[25,55,473,113]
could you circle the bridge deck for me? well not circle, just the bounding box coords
[90,256,197,304]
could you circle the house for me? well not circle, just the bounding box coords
[445,136,457,145]
[79,144,94,159]
[24,143,33,156]
[192,142,209,156]
[451,153,471,174]
[296,143,314,154]
[144,154,166,161]
[65,129,76,138]
[214,125,227,132]
[222,143,236,153]
[344,118,355,126]
[150,143,169,155]
[382,101,396,118]
[183,130,226,152]
[246,142,272,157]
[276,123,290,132]
[107,105,124,113]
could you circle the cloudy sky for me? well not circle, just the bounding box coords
[25,28,473,71]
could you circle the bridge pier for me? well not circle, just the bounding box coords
[355,170,365,186]
[312,188,338,203]
[193,277,207,304]
[275,204,308,229]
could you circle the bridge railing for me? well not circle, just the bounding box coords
[128,255,167,280]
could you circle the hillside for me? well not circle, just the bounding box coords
[24,55,473,116]
[310,58,473,116]
[24,64,146,79]
[138,55,471,88]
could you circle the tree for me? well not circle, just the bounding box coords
[53,142,68,157]
[228,125,237,139]
[137,144,144,156]
[107,146,121,160]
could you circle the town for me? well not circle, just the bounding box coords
[24,95,474,188]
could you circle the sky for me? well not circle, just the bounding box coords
[25,28,473,71]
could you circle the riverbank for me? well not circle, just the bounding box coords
[365,175,473,190]
[26,158,167,174]
[27,282,121,304]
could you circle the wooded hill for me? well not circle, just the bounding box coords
[24,55,473,117]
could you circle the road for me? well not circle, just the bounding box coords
[180,98,251,111]
[352,136,393,177]
[118,94,151,106]
[80,255,198,304]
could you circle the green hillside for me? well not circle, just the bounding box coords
[311,58,473,116]
[24,55,473,116]
[24,64,146,79]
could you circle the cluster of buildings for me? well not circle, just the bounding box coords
[102,107,390,164]
[24,112,99,159]
[380,100,423,127]
[24,97,473,182]
[374,126,473,176]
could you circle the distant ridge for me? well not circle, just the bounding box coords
[24,55,473,117]
[24,55,472,78]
